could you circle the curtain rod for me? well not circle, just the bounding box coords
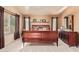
[4,9,17,15]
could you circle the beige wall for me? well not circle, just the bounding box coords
[30,15,51,24]
[3,6,23,46]
[30,15,51,20]
[58,6,79,32]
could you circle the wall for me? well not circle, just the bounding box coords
[30,15,51,20]
[3,6,23,46]
[58,6,79,32]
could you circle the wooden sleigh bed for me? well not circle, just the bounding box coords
[22,31,59,46]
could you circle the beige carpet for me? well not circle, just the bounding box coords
[20,39,74,52]
[0,38,79,52]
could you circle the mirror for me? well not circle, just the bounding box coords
[63,15,74,31]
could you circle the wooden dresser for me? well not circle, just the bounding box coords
[60,31,78,47]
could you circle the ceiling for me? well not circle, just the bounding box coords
[15,6,67,16]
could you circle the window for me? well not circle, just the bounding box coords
[4,12,15,34]
[52,17,56,31]
[25,17,30,31]
[51,17,58,31]
[23,17,30,31]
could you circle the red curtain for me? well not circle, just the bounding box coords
[0,6,4,49]
[14,14,20,40]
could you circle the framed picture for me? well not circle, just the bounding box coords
[33,19,37,22]
[42,19,46,22]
